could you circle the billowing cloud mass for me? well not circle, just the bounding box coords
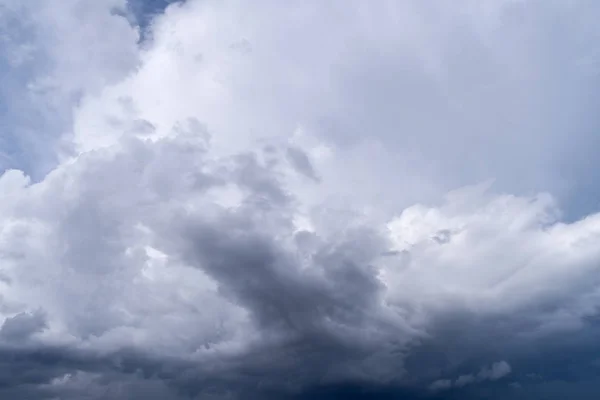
[1,0,600,399]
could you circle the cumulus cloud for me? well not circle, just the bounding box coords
[0,0,139,175]
[0,0,600,399]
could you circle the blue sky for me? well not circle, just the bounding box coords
[127,0,180,33]
[1,1,600,399]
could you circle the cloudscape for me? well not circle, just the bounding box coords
[1,0,600,398]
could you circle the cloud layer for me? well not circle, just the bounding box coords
[1,0,600,398]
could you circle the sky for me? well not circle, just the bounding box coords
[0,0,600,399]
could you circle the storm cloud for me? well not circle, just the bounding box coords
[1,0,600,399]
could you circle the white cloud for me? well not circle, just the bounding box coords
[382,187,600,323]
[0,0,139,174]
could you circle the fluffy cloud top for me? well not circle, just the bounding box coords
[0,0,600,399]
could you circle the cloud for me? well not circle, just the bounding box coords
[0,0,139,176]
[430,379,453,392]
[0,310,47,342]
[455,374,476,388]
[481,361,512,381]
[430,361,512,392]
[0,0,600,399]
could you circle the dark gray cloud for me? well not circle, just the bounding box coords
[0,311,47,342]
[0,134,596,400]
